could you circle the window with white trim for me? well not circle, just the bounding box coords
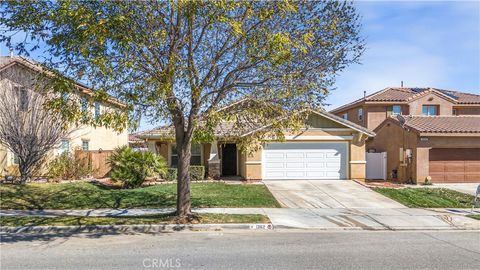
[422,105,438,116]
[342,113,348,120]
[170,144,201,167]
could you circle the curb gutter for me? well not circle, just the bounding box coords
[0,223,275,234]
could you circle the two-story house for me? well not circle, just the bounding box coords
[0,56,128,176]
[331,87,480,184]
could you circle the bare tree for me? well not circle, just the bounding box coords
[0,79,69,183]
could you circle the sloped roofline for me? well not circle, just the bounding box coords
[329,87,475,114]
[235,109,375,138]
[0,56,127,109]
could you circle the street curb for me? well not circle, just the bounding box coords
[1,223,478,234]
[0,223,275,234]
[273,225,480,231]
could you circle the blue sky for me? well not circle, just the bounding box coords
[1,1,479,131]
[326,0,480,110]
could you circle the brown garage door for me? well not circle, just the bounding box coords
[429,148,480,183]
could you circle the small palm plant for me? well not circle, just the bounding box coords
[108,146,167,188]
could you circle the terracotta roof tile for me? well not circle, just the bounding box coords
[330,87,480,113]
[138,107,375,140]
[401,115,480,133]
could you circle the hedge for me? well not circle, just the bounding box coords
[163,166,205,181]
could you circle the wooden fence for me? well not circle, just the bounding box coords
[75,150,113,179]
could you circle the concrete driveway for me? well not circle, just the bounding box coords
[264,180,405,209]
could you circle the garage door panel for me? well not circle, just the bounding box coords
[263,142,347,180]
[266,163,284,169]
[286,162,304,168]
[429,162,445,172]
[306,153,325,158]
[266,171,285,178]
[444,163,465,172]
[306,163,324,168]
[429,148,480,183]
[465,162,480,172]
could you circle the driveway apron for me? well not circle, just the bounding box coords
[263,180,405,209]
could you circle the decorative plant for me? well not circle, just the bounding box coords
[47,152,92,180]
[423,176,433,186]
[108,146,167,188]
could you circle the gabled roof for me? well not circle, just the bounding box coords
[330,87,480,113]
[387,115,480,134]
[138,107,375,140]
[0,56,127,108]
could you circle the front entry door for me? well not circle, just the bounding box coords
[222,144,237,176]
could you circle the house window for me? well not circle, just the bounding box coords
[357,108,363,121]
[60,139,70,153]
[170,144,201,167]
[18,87,28,111]
[422,105,438,116]
[392,105,402,116]
[94,102,101,118]
[82,140,89,151]
[342,113,348,120]
[452,108,457,115]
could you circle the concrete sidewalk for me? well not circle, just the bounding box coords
[2,207,479,231]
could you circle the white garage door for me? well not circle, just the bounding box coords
[263,142,348,180]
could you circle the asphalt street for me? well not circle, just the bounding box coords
[1,230,479,270]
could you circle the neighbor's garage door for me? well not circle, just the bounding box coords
[263,142,348,180]
[429,148,480,183]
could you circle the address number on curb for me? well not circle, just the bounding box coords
[249,224,274,230]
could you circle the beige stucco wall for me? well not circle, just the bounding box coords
[145,113,370,180]
[408,93,454,115]
[370,118,480,183]
[368,119,419,182]
[333,106,366,127]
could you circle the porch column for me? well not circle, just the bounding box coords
[208,141,221,179]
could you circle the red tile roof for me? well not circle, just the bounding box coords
[330,87,480,113]
[400,115,480,134]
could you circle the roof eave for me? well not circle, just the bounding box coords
[419,132,480,137]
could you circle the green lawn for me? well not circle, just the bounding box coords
[0,213,270,227]
[467,215,480,220]
[373,187,474,208]
[0,182,281,210]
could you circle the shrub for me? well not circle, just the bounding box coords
[108,146,167,188]
[164,168,177,181]
[161,166,205,181]
[47,152,92,180]
[190,166,205,180]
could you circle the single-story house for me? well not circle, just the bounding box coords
[370,115,480,183]
[138,109,375,181]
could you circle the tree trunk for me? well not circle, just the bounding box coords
[176,137,192,217]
